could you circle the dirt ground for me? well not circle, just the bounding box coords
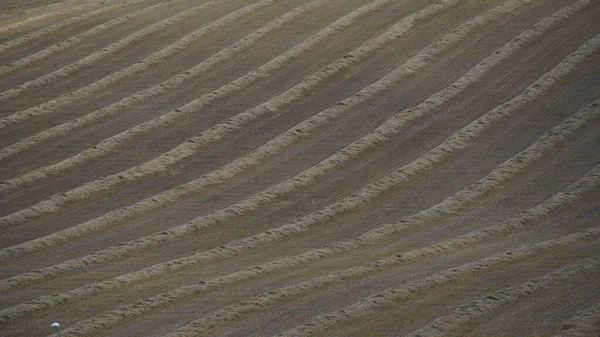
[0,0,599,336]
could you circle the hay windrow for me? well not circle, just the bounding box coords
[2,163,596,323]
[0,0,147,49]
[0,0,467,221]
[0,0,339,161]
[0,0,413,166]
[0,0,278,126]
[552,301,600,337]
[1,0,565,231]
[170,233,600,337]
[0,0,166,66]
[1,59,597,295]
[1,1,597,334]
[404,255,600,337]
[0,0,595,260]
[0,0,115,32]
[0,0,225,100]
[277,254,600,337]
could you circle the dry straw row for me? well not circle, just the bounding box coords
[0,0,160,61]
[550,301,600,337]
[0,0,559,230]
[0,0,112,26]
[68,229,600,337]
[0,0,275,123]
[0,0,465,223]
[0,0,224,98]
[0,0,595,263]
[278,253,600,337]
[0,0,404,175]
[3,160,597,326]
[0,0,340,161]
[0,148,600,322]
[1,55,597,297]
[0,1,595,291]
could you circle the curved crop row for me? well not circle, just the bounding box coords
[404,256,600,337]
[51,230,600,337]
[0,0,344,161]
[0,0,408,176]
[552,301,600,337]
[276,254,600,337]
[2,161,596,323]
[0,0,565,232]
[0,0,226,100]
[2,73,596,294]
[0,0,122,35]
[1,6,595,290]
[180,234,600,337]
[0,0,278,128]
[1,1,596,336]
[0,4,595,269]
[0,0,460,221]
[2,41,597,264]
[0,0,157,58]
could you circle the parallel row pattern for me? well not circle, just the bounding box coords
[1,0,599,336]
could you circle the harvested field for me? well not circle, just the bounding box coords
[0,0,599,336]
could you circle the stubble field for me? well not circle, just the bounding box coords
[0,0,599,336]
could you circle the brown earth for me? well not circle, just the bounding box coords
[0,0,599,336]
